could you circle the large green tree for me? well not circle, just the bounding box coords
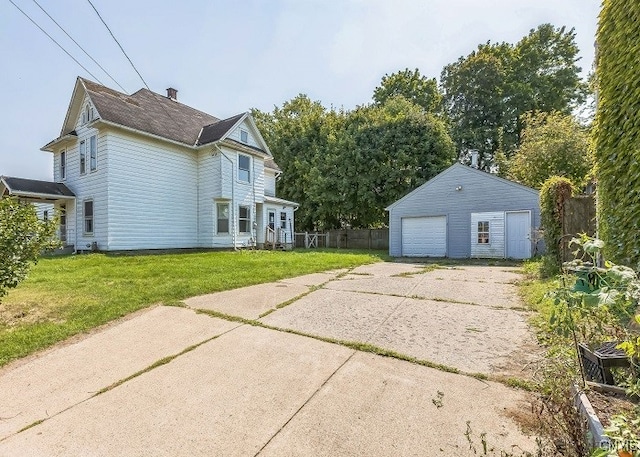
[254,96,455,230]
[594,0,640,268]
[507,111,592,189]
[441,23,587,170]
[373,68,442,113]
[0,198,59,300]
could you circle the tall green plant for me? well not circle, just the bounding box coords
[540,176,574,269]
[595,0,640,268]
[0,197,59,300]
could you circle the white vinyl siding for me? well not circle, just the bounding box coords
[104,130,198,250]
[470,212,505,258]
[401,216,446,257]
[227,120,261,149]
[264,172,276,197]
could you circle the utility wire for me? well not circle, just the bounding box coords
[86,0,149,90]
[31,0,127,93]
[8,0,105,85]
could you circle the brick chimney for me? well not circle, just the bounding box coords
[166,87,178,101]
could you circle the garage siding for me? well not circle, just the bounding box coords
[387,164,541,258]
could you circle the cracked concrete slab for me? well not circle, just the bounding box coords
[349,262,426,277]
[184,281,309,319]
[425,266,523,284]
[0,326,354,456]
[0,306,237,441]
[278,272,337,287]
[259,352,535,456]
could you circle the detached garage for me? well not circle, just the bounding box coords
[386,163,542,259]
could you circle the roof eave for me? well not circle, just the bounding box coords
[41,133,78,152]
[96,119,196,150]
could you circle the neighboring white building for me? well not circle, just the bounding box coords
[1,77,297,251]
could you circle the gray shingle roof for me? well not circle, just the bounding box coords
[77,78,221,146]
[197,113,245,146]
[1,176,75,198]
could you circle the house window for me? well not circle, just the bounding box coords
[90,135,97,171]
[60,150,66,180]
[238,205,251,233]
[216,203,229,234]
[240,129,248,143]
[84,200,94,235]
[280,211,287,229]
[238,154,250,182]
[80,140,86,174]
[477,221,490,244]
[43,210,49,222]
[85,104,91,123]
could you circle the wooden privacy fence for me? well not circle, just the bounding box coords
[561,195,597,261]
[295,229,389,250]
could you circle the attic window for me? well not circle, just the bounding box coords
[240,129,248,143]
[85,104,90,124]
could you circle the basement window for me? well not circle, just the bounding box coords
[477,221,490,244]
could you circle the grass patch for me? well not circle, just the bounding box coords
[0,249,382,367]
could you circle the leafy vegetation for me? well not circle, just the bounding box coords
[441,24,586,170]
[507,111,593,189]
[254,95,455,230]
[539,176,575,272]
[0,249,382,366]
[372,68,442,113]
[594,0,640,270]
[0,197,59,300]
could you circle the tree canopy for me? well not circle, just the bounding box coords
[441,24,586,170]
[507,111,592,189]
[254,96,455,230]
[373,68,442,113]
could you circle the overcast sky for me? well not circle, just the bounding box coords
[1,0,601,180]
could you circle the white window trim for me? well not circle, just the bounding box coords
[83,199,94,235]
[238,205,251,233]
[477,221,490,244]
[238,154,251,183]
[60,149,66,180]
[79,140,86,175]
[89,135,97,172]
[216,202,230,235]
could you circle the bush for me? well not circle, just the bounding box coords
[539,176,575,270]
[0,197,59,300]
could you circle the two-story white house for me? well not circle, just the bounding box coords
[1,77,297,251]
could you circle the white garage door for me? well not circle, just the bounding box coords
[401,216,447,257]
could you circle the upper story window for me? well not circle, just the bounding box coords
[238,154,250,182]
[89,135,97,171]
[240,129,248,143]
[80,140,86,174]
[60,150,66,180]
[82,104,95,124]
[477,221,490,244]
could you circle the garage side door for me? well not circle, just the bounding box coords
[401,216,447,257]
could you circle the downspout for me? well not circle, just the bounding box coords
[213,143,236,250]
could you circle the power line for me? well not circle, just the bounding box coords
[31,0,127,93]
[86,0,149,90]
[8,0,105,85]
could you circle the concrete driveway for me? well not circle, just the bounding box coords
[0,262,539,456]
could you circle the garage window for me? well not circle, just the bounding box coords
[477,221,489,244]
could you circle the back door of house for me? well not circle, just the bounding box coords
[506,211,531,259]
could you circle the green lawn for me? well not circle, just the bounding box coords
[0,249,385,367]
